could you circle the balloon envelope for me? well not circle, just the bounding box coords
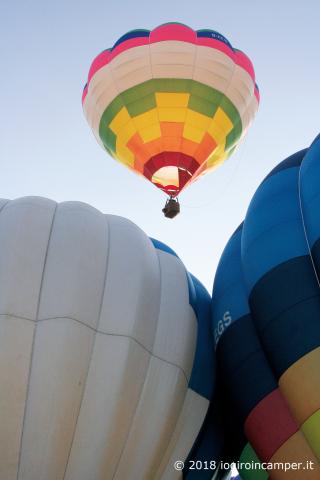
[212,135,320,479]
[0,196,223,480]
[83,23,259,197]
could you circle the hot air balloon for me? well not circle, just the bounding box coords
[0,196,225,480]
[211,134,320,479]
[82,23,259,217]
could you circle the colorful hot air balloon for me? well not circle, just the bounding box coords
[0,196,225,480]
[212,134,320,479]
[82,23,259,217]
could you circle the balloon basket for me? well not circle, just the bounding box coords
[162,197,180,219]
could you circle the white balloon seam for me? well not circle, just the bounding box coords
[17,201,58,479]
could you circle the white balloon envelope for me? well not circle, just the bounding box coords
[0,196,217,480]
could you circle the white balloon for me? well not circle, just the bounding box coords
[0,197,211,480]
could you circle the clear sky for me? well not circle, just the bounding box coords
[1,0,319,291]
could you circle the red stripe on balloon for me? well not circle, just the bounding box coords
[196,37,235,61]
[244,388,298,462]
[143,152,199,196]
[85,24,258,91]
[178,168,192,190]
[88,50,111,84]
[108,37,150,62]
[153,182,180,195]
[86,36,150,88]
[150,23,197,44]
[144,152,199,177]
[234,50,255,82]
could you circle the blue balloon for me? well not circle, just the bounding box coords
[212,134,320,478]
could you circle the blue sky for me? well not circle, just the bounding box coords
[1,0,319,290]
